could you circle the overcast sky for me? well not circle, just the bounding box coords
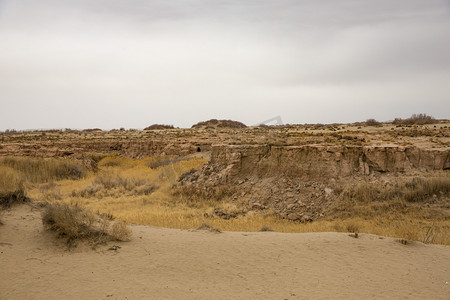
[0,0,449,130]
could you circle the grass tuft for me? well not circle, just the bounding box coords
[42,202,131,247]
[0,166,28,208]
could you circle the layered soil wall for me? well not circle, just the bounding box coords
[206,145,450,183]
[180,144,449,221]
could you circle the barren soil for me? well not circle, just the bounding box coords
[1,204,449,300]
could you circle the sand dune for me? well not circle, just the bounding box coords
[1,205,449,300]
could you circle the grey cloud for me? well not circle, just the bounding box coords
[0,0,449,130]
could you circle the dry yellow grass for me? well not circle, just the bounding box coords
[3,155,447,245]
[0,166,24,194]
[42,202,131,247]
[0,157,86,183]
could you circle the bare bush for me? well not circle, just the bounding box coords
[42,202,131,246]
[144,124,174,130]
[365,119,381,127]
[392,114,437,125]
[0,166,28,208]
[75,172,157,197]
[191,119,247,129]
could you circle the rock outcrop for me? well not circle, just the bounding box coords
[179,144,450,221]
[190,145,449,185]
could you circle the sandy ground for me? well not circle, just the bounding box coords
[1,205,449,300]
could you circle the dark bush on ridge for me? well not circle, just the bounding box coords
[365,119,382,126]
[144,124,174,130]
[392,114,437,125]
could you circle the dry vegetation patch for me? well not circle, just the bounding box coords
[42,202,131,247]
[0,166,28,208]
[393,113,438,125]
[330,176,450,244]
[2,120,449,246]
[0,157,86,183]
[144,124,174,130]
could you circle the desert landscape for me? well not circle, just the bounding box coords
[1,116,449,299]
[2,1,449,298]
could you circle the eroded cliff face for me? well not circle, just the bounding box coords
[180,144,450,221]
[203,145,450,183]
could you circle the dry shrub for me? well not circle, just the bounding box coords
[345,220,361,233]
[38,182,62,200]
[0,190,29,208]
[394,221,419,245]
[365,119,381,126]
[393,113,437,125]
[422,223,441,244]
[42,202,131,246]
[341,182,379,204]
[0,166,28,208]
[93,172,152,191]
[75,172,157,197]
[191,119,247,129]
[0,166,24,193]
[144,124,174,130]
[0,157,86,183]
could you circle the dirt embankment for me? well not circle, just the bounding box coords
[0,140,211,159]
[179,144,450,221]
[203,144,449,181]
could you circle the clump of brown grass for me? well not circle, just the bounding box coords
[0,166,28,208]
[401,177,450,202]
[38,182,62,200]
[345,220,360,234]
[421,222,447,244]
[395,221,418,245]
[42,202,131,247]
[74,171,157,198]
[0,166,24,193]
